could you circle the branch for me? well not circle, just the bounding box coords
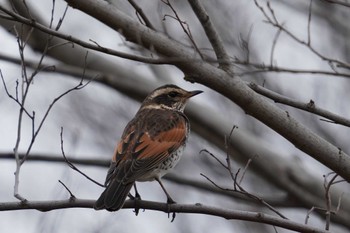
[248,82,350,127]
[0,199,329,233]
[201,146,288,220]
[127,0,155,30]
[254,0,350,70]
[0,5,168,64]
[0,152,109,166]
[161,0,204,59]
[60,127,104,187]
[233,60,350,79]
[187,0,232,71]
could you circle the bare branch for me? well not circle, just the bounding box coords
[55,2,69,31]
[161,0,204,59]
[187,0,232,71]
[323,173,341,230]
[0,199,329,233]
[201,147,288,220]
[21,67,90,164]
[58,180,76,199]
[12,26,33,202]
[270,28,282,66]
[200,149,228,169]
[254,0,350,70]
[0,5,171,64]
[307,0,313,45]
[127,0,155,30]
[234,60,350,79]
[248,82,350,127]
[60,128,105,187]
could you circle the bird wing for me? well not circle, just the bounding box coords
[104,111,187,185]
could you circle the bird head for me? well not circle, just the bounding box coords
[141,84,202,112]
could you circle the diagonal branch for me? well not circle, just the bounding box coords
[60,127,104,187]
[127,0,155,30]
[187,0,232,71]
[248,82,350,127]
[0,5,167,64]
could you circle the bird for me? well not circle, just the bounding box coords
[94,84,202,211]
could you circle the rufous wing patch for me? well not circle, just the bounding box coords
[113,130,136,162]
[135,120,186,160]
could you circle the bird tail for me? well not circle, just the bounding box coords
[94,180,133,211]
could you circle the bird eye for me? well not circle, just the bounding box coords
[167,91,179,98]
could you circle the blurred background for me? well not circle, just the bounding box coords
[0,0,349,232]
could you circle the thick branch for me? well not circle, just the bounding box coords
[0,199,329,233]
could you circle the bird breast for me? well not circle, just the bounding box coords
[136,144,186,182]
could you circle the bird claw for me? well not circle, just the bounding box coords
[169,212,176,222]
[129,193,142,216]
[166,198,176,222]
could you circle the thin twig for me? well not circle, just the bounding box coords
[127,0,155,30]
[270,28,282,66]
[21,67,90,164]
[161,0,204,59]
[200,173,234,193]
[0,70,32,117]
[58,180,76,199]
[49,0,56,29]
[224,125,238,182]
[6,18,91,200]
[60,128,105,187]
[199,149,228,169]
[305,173,343,228]
[238,28,253,63]
[201,147,288,219]
[55,3,69,31]
[233,60,350,79]
[307,0,313,46]
[238,158,253,185]
[12,26,32,202]
[323,172,338,230]
[254,0,350,70]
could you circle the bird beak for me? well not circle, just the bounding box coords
[187,90,203,98]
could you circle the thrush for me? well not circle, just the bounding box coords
[94,84,202,211]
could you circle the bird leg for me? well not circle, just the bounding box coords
[156,177,176,204]
[127,183,142,200]
[156,178,176,221]
[133,183,142,200]
[127,183,142,216]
